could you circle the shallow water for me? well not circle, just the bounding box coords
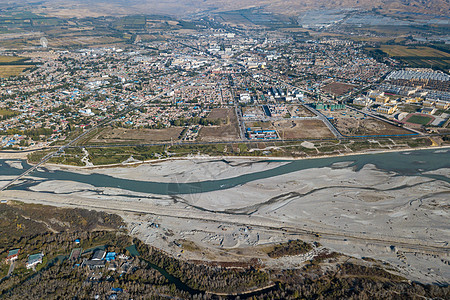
[1,149,449,195]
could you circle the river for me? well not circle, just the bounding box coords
[0,148,449,194]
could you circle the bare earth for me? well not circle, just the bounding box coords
[273,119,334,139]
[1,157,449,284]
[91,127,184,144]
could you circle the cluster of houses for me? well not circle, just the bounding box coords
[246,127,278,140]
[5,248,44,269]
[354,88,450,117]
[4,238,135,275]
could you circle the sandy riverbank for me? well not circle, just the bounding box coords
[1,152,449,284]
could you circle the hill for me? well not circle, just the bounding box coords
[5,0,450,18]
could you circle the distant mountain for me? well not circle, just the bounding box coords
[3,0,450,17]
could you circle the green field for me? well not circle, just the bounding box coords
[379,45,449,58]
[0,55,24,63]
[406,115,433,125]
[367,45,450,70]
[0,65,33,78]
[0,108,18,116]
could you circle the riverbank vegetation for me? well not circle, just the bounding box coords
[0,201,448,299]
[265,240,313,258]
[27,136,438,166]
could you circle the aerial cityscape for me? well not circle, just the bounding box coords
[0,0,449,298]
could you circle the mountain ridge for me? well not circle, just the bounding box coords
[2,0,449,18]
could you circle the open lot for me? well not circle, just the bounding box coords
[242,106,265,119]
[287,105,315,117]
[333,117,412,136]
[321,82,357,97]
[273,119,334,139]
[244,121,274,131]
[197,108,240,142]
[89,127,184,144]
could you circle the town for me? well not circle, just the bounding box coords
[0,15,448,159]
[0,2,449,299]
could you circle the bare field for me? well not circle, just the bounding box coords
[274,119,334,139]
[198,124,240,142]
[207,107,233,120]
[89,127,184,144]
[287,105,314,117]
[321,82,357,96]
[333,117,411,136]
[198,108,240,142]
[379,45,450,58]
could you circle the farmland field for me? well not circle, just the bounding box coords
[0,55,25,63]
[378,45,450,58]
[0,65,33,77]
[0,108,18,116]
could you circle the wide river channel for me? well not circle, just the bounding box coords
[1,148,449,194]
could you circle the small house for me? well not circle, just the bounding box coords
[6,249,20,262]
[26,253,44,269]
[92,250,106,261]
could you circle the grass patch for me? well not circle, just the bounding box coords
[406,115,433,125]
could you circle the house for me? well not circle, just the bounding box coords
[92,250,106,260]
[83,259,105,269]
[26,253,44,269]
[239,93,251,103]
[6,249,20,262]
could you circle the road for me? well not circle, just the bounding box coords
[302,104,343,138]
[0,64,219,193]
[345,105,424,136]
[7,261,15,277]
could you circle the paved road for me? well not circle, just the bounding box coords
[0,64,218,192]
[302,104,344,138]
